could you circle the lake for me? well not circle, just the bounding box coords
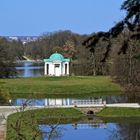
[16,61,44,77]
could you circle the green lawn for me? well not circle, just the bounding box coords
[0,76,122,98]
[97,107,140,117]
[7,108,84,140]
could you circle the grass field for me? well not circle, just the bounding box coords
[0,76,122,98]
[97,107,140,117]
[7,108,84,140]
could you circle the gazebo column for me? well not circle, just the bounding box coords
[67,62,69,75]
[60,63,62,75]
[45,63,49,75]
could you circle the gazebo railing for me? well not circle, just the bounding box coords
[72,99,105,105]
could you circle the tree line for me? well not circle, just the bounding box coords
[83,0,140,92]
[0,38,24,78]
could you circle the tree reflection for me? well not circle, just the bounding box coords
[39,124,64,140]
[109,123,140,140]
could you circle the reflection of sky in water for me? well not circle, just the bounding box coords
[11,95,131,106]
[16,62,44,77]
[11,98,85,106]
[39,123,117,140]
[11,99,46,106]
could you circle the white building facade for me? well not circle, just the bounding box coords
[44,52,70,76]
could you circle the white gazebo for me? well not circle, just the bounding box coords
[44,52,70,76]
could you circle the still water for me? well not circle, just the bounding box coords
[16,62,44,77]
[10,95,134,106]
[39,122,140,140]
[1,94,139,106]
[39,123,115,140]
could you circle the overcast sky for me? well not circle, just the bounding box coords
[0,0,125,36]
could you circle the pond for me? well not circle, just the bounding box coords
[9,95,139,106]
[39,117,140,140]
[0,94,139,106]
[39,123,114,140]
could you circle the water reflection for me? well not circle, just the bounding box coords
[109,123,140,140]
[39,124,64,140]
[39,121,140,140]
[39,123,117,140]
[0,94,139,106]
[10,97,105,106]
[16,62,44,77]
[9,95,139,106]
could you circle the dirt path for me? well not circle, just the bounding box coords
[0,121,6,140]
[0,108,18,140]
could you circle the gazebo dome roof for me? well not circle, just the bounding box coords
[43,52,70,62]
[49,52,64,61]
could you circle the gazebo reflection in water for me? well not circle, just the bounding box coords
[10,97,105,106]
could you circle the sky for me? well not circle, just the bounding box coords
[0,0,125,36]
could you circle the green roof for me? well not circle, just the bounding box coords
[44,52,70,62]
